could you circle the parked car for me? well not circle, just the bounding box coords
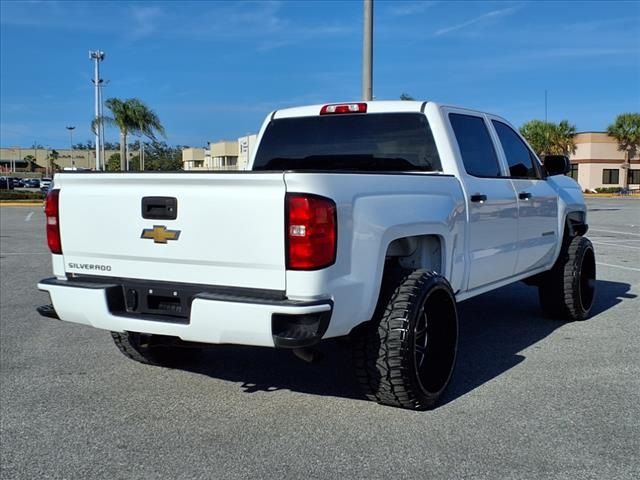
[25,179,40,188]
[0,177,15,190]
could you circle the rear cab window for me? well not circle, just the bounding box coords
[448,113,502,177]
[253,113,442,172]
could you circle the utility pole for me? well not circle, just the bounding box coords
[99,80,108,171]
[139,139,145,171]
[362,0,373,101]
[66,126,75,167]
[89,50,105,170]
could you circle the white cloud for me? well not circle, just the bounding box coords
[434,6,518,37]
[388,1,439,17]
[126,5,165,40]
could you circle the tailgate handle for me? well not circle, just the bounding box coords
[141,197,178,220]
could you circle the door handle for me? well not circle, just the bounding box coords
[470,194,487,203]
[519,192,532,200]
[141,196,178,220]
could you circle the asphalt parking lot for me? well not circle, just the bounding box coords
[1,198,638,480]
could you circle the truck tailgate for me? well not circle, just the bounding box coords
[55,172,286,290]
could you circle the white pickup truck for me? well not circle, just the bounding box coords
[38,101,596,410]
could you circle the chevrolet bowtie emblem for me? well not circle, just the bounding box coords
[140,225,181,244]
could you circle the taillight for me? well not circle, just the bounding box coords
[286,193,337,270]
[320,103,367,115]
[45,189,62,254]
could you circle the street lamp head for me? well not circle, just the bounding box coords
[89,50,105,61]
[66,126,76,131]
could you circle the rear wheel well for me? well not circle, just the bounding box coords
[385,235,443,273]
[349,235,444,336]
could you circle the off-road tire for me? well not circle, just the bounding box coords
[538,235,596,321]
[111,332,201,367]
[353,269,458,410]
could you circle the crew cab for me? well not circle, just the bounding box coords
[38,101,596,410]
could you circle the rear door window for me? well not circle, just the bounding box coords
[253,113,441,172]
[449,113,502,177]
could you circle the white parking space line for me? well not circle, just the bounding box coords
[596,262,640,272]
[25,212,34,222]
[590,228,640,237]
[590,239,640,243]
[592,241,640,250]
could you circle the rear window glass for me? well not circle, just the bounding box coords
[449,113,501,177]
[253,113,442,172]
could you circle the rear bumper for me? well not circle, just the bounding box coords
[37,277,332,348]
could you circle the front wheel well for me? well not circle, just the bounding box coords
[565,211,588,240]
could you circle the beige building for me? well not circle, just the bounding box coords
[210,141,239,169]
[569,132,639,191]
[0,147,119,175]
[182,135,257,171]
[182,148,208,170]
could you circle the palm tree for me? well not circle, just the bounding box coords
[23,154,38,172]
[550,120,577,156]
[607,113,640,190]
[92,98,165,171]
[48,149,59,176]
[520,120,553,156]
[520,120,576,157]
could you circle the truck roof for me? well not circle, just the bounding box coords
[272,100,434,119]
[271,100,496,121]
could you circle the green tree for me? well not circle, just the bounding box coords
[48,149,60,174]
[520,120,577,156]
[93,98,165,171]
[520,120,553,156]
[23,155,38,172]
[550,120,577,156]
[607,113,640,189]
[106,153,120,171]
[142,141,182,171]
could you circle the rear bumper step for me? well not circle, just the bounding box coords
[37,277,333,348]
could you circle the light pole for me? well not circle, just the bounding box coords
[66,126,76,168]
[45,145,50,177]
[89,50,105,170]
[362,0,373,101]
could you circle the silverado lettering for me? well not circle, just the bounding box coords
[68,263,112,272]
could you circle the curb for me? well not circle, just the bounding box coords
[0,202,44,207]
[583,194,640,199]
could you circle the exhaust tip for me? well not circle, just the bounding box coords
[37,304,60,320]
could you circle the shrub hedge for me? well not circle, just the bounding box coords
[0,191,46,200]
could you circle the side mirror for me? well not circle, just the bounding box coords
[543,155,570,176]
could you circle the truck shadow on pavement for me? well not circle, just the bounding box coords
[186,339,362,400]
[441,279,635,406]
[180,279,634,407]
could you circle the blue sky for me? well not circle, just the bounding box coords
[1,0,639,149]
